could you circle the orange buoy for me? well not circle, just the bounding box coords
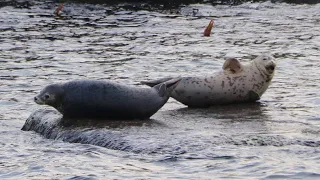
[204,19,214,37]
[54,3,64,16]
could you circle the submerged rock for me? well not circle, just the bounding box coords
[22,107,320,155]
[21,109,139,152]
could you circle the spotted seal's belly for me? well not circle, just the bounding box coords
[171,71,269,107]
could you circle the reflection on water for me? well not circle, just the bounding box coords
[174,102,266,120]
[1,1,320,179]
[60,115,166,128]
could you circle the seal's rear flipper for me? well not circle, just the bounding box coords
[154,78,181,97]
[222,58,243,74]
[141,77,174,87]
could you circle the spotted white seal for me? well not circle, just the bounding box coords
[141,54,276,107]
[34,79,180,119]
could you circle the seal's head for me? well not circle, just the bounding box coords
[34,84,64,108]
[253,54,276,81]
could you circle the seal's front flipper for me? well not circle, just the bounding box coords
[248,90,260,102]
[154,78,181,97]
[222,58,243,74]
[141,77,174,87]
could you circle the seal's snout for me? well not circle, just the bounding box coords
[264,55,276,74]
[34,96,40,104]
[269,65,275,71]
[34,96,44,105]
[266,63,276,74]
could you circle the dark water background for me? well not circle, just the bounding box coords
[1,1,320,179]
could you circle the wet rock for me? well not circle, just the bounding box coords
[1,0,319,11]
[21,109,138,152]
[22,108,320,155]
[70,0,320,5]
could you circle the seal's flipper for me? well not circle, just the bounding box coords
[156,84,167,97]
[247,90,260,101]
[222,58,243,74]
[141,77,174,87]
[154,78,181,97]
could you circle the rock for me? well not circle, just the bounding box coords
[21,109,137,152]
[22,108,320,155]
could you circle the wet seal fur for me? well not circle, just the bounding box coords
[34,79,180,119]
[141,54,276,107]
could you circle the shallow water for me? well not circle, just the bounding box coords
[1,1,320,179]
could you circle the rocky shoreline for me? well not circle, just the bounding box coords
[1,0,319,10]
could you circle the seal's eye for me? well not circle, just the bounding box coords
[44,94,50,100]
[263,57,269,61]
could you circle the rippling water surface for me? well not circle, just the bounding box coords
[1,1,320,179]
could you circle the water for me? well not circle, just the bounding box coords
[1,1,320,179]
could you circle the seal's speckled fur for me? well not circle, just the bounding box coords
[142,54,276,107]
[34,78,180,119]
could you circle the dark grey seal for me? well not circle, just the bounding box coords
[34,79,180,119]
